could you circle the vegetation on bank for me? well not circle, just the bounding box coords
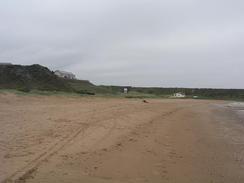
[0,64,244,100]
[98,86,244,101]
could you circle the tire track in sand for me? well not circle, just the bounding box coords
[3,103,189,183]
[2,104,125,183]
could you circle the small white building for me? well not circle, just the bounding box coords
[173,92,186,98]
[123,88,128,94]
[54,70,76,80]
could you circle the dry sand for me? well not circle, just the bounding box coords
[0,93,244,183]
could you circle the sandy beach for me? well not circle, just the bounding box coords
[1,94,244,183]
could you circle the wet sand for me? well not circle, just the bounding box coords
[0,94,244,183]
[227,102,244,120]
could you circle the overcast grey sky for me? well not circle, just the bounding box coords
[0,0,243,88]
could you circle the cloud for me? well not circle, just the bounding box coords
[0,0,243,88]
